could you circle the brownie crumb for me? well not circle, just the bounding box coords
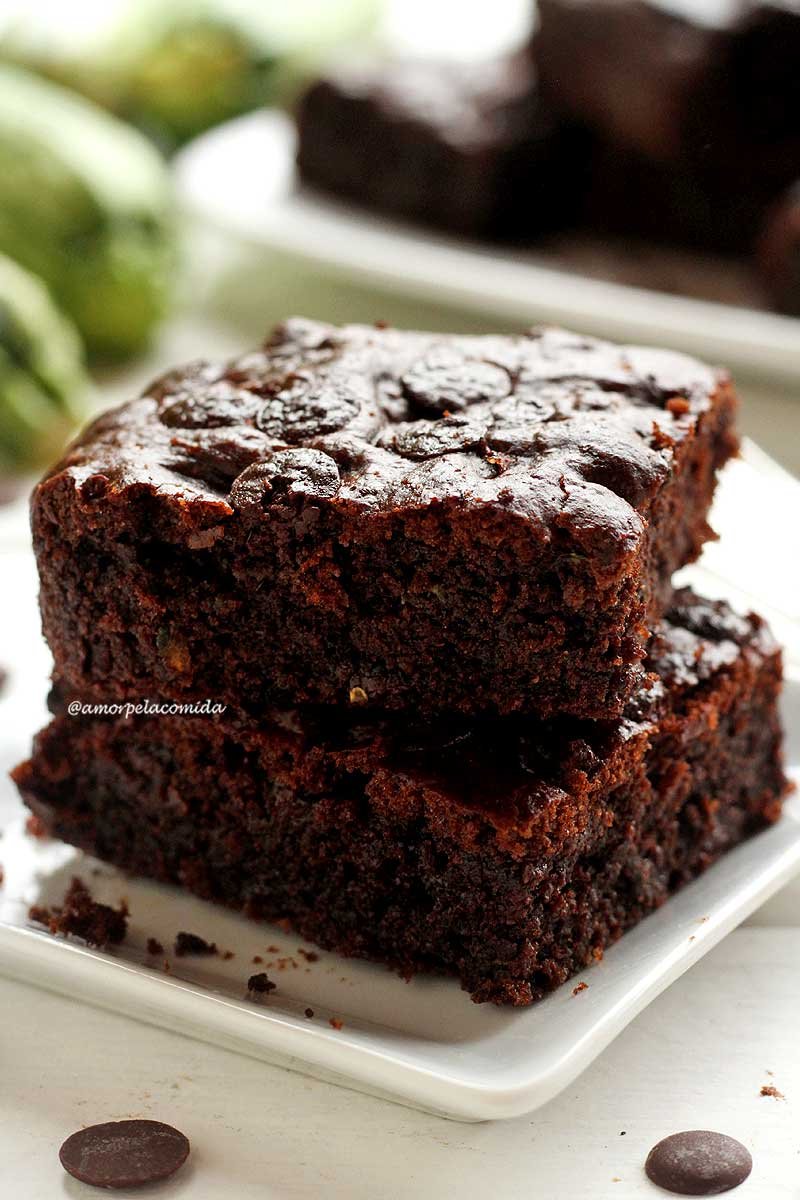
[146,937,164,957]
[25,813,47,839]
[0,865,4,887]
[329,1017,344,1030]
[252,955,263,964]
[304,1007,314,1019]
[247,972,276,995]
[28,877,128,948]
[221,950,235,961]
[174,931,217,957]
[572,981,589,995]
[760,1084,785,1100]
[298,948,319,962]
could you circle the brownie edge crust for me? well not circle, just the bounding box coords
[32,319,738,719]
[13,592,787,1006]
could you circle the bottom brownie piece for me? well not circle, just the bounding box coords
[13,590,788,1006]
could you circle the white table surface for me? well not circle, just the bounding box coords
[1,229,799,1196]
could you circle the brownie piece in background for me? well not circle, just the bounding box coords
[534,0,800,261]
[578,144,779,254]
[756,182,800,314]
[535,0,800,190]
[31,319,738,720]
[13,591,788,1006]
[296,52,590,240]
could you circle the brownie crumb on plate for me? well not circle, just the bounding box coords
[25,813,47,839]
[28,877,128,949]
[174,931,217,957]
[247,972,276,995]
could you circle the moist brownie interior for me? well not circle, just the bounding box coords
[13,590,787,1005]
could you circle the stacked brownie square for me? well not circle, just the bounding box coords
[13,319,789,1004]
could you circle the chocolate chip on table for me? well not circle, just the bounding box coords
[59,1119,190,1189]
[645,1131,752,1195]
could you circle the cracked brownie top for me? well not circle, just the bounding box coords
[50,318,726,544]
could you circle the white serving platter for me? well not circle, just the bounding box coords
[174,110,800,386]
[0,444,798,1122]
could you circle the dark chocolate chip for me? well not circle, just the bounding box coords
[381,414,486,460]
[229,449,340,507]
[160,380,263,428]
[256,373,361,441]
[645,1131,752,1195]
[401,350,511,415]
[59,1119,190,1189]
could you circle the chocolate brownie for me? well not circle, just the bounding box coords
[13,591,788,1006]
[296,53,589,240]
[535,0,800,191]
[756,182,800,315]
[32,319,738,719]
[579,143,781,254]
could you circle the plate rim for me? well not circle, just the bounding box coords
[173,109,800,388]
[1,793,799,1122]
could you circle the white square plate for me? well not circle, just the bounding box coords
[0,446,798,1122]
[0,770,798,1123]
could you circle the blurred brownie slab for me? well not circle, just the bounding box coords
[756,182,800,314]
[32,318,738,719]
[296,52,589,239]
[14,591,788,1005]
[578,142,778,254]
[535,0,800,191]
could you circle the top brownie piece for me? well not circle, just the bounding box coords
[32,319,738,718]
